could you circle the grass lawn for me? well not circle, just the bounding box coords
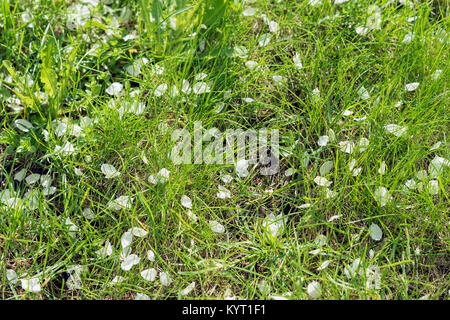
[0,0,449,300]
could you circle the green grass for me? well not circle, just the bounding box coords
[0,0,449,300]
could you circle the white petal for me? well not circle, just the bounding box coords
[402,33,414,43]
[147,250,155,262]
[217,186,231,199]
[317,260,332,271]
[242,7,257,16]
[192,82,211,94]
[101,164,120,179]
[158,168,171,179]
[235,159,249,178]
[257,279,270,295]
[260,13,269,24]
[234,46,248,58]
[111,275,125,284]
[221,174,233,184]
[339,141,355,154]
[285,168,294,177]
[378,161,387,175]
[314,234,328,246]
[121,230,133,248]
[429,156,449,178]
[365,265,381,289]
[106,82,123,96]
[348,158,356,172]
[309,248,322,255]
[180,282,196,296]
[430,141,441,151]
[258,33,272,47]
[344,258,363,278]
[358,137,370,152]
[152,64,165,75]
[352,167,362,177]
[65,217,79,235]
[55,142,76,155]
[40,175,52,188]
[25,173,41,185]
[262,214,285,238]
[121,254,140,271]
[327,215,340,222]
[169,85,179,97]
[404,179,416,190]
[186,210,198,222]
[107,196,134,211]
[318,135,329,147]
[130,227,148,237]
[384,124,407,137]
[353,116,367,121]
[14,169,27,182]
[74,168,83,176]
[405,82,419,91]
[54,121,67,137]
[15,119,33,132]
[154,83,168,97]
[319,161,333,176]
[343,110,353,116]
[181,195,192,209]
[325,188,338,199]
[269,21,279,33]
[314,176,332,187]
[6,269,18,284]
[293,53,303,68]
[311,88,320,101]
[82,208,95,219]
[148,175,157,185]
[160,271,172,286]
[327,128,336,142]
[357,86,370,100]
[66,265,84,290]
[416,170,428,180]
[181,79,190,94]
[374,186,390,207]
[21,278,41,293]
[356,26,368,35]
[105,241,113,256]
[43,186,55,198]
[120,246,132,260]
[96,241,113,258]
[135,293,151,300]
[428,180,439,195]
[272,75,285,86]
[245,60,259,70]
[431,69,442,80]
[195,73,208,81]
[123,34,137,41]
